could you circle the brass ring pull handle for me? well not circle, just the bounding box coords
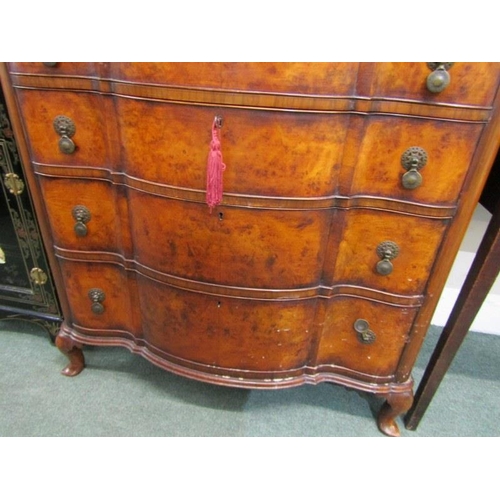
[53,115,76,154]
[72,205,91,237]
[354,319,376,345]
[88,288,105,315]
[401,146,428,190]
[376,241,400,276]
[426,62,454,93]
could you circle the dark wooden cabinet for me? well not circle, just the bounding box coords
[0,83,62,338]
[2,62,499,435]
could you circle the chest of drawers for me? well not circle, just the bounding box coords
[2,62,499,436]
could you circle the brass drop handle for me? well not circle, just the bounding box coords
[53,115,76,154]
[376,241,400,276]
[426,63,454,93]
[88,288,105,315]
[43,62,58,67]
[72,205,91,237]
[401,146,428,190]
[354,319,376,345]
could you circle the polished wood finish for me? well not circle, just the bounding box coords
[2,62,500,436]
[405,157,500,430]
[378,387,414,437]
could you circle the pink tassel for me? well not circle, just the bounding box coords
[206,117,226,212]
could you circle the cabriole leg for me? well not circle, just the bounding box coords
[55,332,85,376]
[377,388,414,437]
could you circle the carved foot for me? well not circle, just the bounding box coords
[55,333,85,376]
[377,389,414,437]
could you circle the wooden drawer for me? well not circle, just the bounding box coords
[136,276,315,373]
[111,62,360,96]
[15,89,110,168]
[11,63,500,108]
[58,260,137,334]
[38,177,122,253]
[344,115,483,205]
[316,297,419,378]
[367,62,500,107]
[331,209,448,295]
[116,99,349,198]
[18,86,483,206]
[7,62,100,77]
[128,190,330,289]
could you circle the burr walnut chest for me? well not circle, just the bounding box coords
[2,62,499,436]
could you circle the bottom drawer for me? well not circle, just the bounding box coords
[136,276,315,373]
[58,260,138,336]
[316,297,419,378]
[58,259,418,382]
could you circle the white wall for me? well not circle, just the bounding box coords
[432,204,500,335]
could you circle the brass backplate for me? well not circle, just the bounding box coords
[3,173,25,195]
[30,267,48,285]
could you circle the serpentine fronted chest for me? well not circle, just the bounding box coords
[2,62,499,435]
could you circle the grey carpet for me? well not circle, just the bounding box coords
[1,319,499,436]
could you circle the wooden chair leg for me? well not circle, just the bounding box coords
[405,203,500,430]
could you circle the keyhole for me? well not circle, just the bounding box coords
[218,212,224,221]
[217,301,222,308]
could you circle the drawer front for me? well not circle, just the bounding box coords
[369,62,500,107]
[11,63,500,107]
[58,260,137,334]
[330,210,447,295]
[128,190,330,289]
[8,62,100,76]
[137,277,315,372]
[39,177,121,253]
[14,89,111,168]
[117,100,349,198]
[316,297,419,378]
[112,62,360,95]
[345,116,483,205]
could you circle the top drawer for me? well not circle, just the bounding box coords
[9,62,359,97]
[364,63,500,108]
[8,62,100,77]
[9,62,500,107]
